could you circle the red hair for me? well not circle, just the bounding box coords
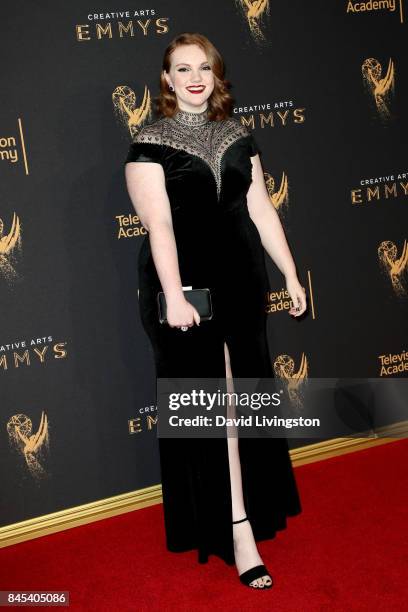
[153,32,234,121]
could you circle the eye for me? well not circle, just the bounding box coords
[202,65,211,70]
[177,67,189,72]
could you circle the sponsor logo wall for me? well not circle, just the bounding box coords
[1,1,406,529]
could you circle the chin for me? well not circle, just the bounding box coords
[187,95,211,105]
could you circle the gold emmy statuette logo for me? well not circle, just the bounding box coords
[112,85,151,137]
[378,239,408,296]
[235,0,270,42]
[264,171,289,212]
[273,353,308,410]
[0,212,22,282]
[7,411,49,478]
[362,58,395,120]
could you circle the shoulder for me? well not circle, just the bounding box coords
[222,116,252,138]
[125,118,168,166]
[220,117,259,156]
[133,117,167,145]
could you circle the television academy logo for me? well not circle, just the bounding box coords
[0,212,22,283]
[266,287,294,314]
[266,273,314,318]
[115,213,147,239]
[378,239,408,296]
[7,411,50,479]
[378,349,408,376]
[346,0,404,23]
[0,119,29,174]
[112,85,151,138]
[362,57,395,121]
[273,353,309,410]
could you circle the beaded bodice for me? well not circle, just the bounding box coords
[134,107,251,199]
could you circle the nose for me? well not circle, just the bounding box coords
[190,69,202,82]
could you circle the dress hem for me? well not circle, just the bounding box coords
[164,505,302,566]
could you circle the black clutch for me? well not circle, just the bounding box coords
[157,287,213,324]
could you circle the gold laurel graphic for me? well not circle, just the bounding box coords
[235,0,270,42]
[112,85,151,138]
[264,171,289,212]
[0,212,22,282]
[7,411,49,478]
[362,58,395,120]
[378,239,408,296]
[273,353,308,411]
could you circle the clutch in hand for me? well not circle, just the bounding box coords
[157,287,213,324]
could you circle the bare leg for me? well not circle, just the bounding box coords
[224,342,272,589]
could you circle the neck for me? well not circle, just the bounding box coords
[173,105,209,127]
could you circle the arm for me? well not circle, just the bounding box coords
[125,161,200,327]
[246,154,307,317]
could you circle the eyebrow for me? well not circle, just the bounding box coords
[175,62,210,67]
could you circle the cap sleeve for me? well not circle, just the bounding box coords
[124,123,164,166]
[125,141,163,165]
[244,127,260,157]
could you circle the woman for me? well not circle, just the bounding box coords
[125,32,307,590]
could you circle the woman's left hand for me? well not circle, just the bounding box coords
[286,275,307,317]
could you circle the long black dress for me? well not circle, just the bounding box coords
[125,107,302,566]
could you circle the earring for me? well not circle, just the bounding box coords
[169,84,174,91]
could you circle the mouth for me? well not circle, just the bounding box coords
[186,85,206,94]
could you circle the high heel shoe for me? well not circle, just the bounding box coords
[232,516,273,589]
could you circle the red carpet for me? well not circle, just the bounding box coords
[1,439,407,611]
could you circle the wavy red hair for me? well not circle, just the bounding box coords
[153,32,234,121]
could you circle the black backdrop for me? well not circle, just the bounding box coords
[1,1,407,528]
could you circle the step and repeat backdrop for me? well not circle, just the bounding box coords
[1,1,407,528]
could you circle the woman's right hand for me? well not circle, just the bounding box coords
[165,295,201,329]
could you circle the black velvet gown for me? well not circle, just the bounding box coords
[125,107,302,566]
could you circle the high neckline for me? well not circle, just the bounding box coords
[173,107,210,127]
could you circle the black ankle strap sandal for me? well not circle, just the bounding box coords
[232,516,273,589]
[232,516,249,524]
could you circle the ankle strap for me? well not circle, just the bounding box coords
[232,516,248,524]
